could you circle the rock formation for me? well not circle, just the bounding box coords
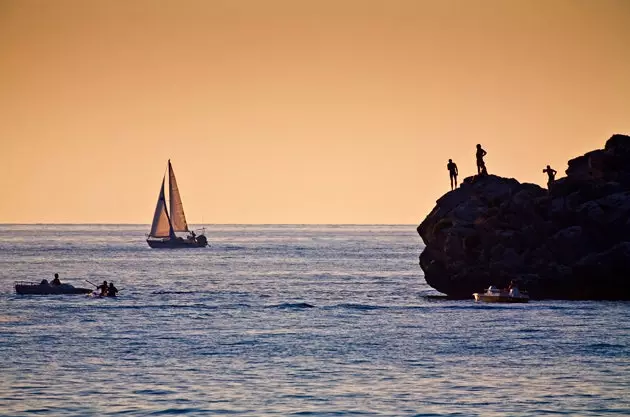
[417,134,630,300]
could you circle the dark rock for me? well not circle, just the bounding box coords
[572,242,630,299]
[566,150,604,180]
[418,134,630,300]
[605,134,630,155]
[547,226,588,265]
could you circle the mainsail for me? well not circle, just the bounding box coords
[168,160,189,232]
[149,177,174,238]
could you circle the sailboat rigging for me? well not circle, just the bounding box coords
[146,160,208,248]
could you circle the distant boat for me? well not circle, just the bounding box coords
[146,160,208,248]
[473,286,529,303]
[15,281,92,295]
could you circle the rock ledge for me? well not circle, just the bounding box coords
[417,134,630,300]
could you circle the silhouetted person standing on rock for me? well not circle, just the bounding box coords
[476,144,488,175]
[543,165,557,190]
[447,159,458,190]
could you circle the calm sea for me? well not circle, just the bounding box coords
[0,225,628,416]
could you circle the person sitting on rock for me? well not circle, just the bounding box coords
[447,159,459,190]
[51,273,61,286]
[542,165,557,190]
[476,144,488,175]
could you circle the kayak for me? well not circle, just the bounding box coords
[15,282,92,295]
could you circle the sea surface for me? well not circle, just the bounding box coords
[0,225,628,416]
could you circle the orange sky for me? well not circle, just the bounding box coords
[1,0,629,224]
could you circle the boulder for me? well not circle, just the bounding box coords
[418,134,630,300]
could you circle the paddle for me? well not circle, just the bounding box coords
[85,280,123,296]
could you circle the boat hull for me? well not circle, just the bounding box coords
[15,283,92,295]
[146,236,208,249]
[473,293,529,303]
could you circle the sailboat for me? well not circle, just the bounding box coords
[146,160,208,248]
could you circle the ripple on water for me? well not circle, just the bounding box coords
[1,225,629,416]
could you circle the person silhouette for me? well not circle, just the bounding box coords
[107,282,118,297]
[542,165,557,190]
[447,159,459,190]
[476,144,488,175]
[97,280,108,296]
[51,273,61,286]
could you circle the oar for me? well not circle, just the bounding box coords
[85,279,98,288]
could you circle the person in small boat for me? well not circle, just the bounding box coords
[40,279,49,285]
[51,273,61,286]
[508,280,521,297]
[97,280,108,296]
[188,230,196,241]
[106,282,118,297]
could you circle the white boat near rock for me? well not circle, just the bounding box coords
[473,286,529,303]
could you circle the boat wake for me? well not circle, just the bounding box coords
[330,303,388,311]
[268,302,316,309]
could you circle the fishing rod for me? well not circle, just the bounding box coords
[86,279,122,292]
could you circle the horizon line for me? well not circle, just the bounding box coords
[0,222,418,226]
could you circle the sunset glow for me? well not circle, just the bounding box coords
[1,0,629,223]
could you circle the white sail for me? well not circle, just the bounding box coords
[168,160,189,232]
[149,177,173,238]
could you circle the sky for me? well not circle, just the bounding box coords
[1,0,629,224]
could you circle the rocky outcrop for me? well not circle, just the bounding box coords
[418,134,630,300]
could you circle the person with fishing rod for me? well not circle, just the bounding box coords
[86,279,121,297]
[96,280,108,296]
[85,279,109,296]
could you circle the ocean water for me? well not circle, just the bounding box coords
[0,225,628,417]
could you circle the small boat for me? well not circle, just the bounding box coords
[146,160,208,249]
[15,281,92,295]
[473,286,530,303]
